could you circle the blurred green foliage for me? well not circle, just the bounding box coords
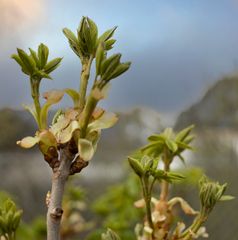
[87,174,143,240]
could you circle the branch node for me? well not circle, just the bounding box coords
[50,208,64,220]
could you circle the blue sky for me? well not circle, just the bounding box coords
[1,0,238,114]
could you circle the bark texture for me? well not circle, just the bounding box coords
[46,148,73,240]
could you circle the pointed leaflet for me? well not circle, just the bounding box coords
[98,27,117,43]
[106,62,131,81]
[87,17,98,53]
[62,28,82,58]
[95,42,105,76]
[219,195,235,201]
[148,134,165,142]
[175,125,194,142]
[101,54,121,80]
[17,48,36,75]
[29,48,40,67]
[63,28,78,43]
[163,127,173,139]
[11,54,29,75]
[44,58,62,74]
[38,43,49,69]
[165,139,178,153]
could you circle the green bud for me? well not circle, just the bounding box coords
[199,176,228,214]
[77,17,98,56]
[128,157,144,177]
[101,54,121,80]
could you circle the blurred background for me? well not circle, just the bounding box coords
[0,0,238,239]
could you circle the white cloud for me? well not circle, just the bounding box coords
[0,0,46,50]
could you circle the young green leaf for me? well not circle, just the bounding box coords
[29,48,39,67]
[98,27,117,43]
[38,43,49,69]
[219,195,235,201]
[165,139,178,153]
[106,62,131,81]
[44,57,63,74]
[17,48,36,74]
[95,42,105,76]
[175,125,194,142]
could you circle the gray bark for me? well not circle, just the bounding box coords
[46,149,73,240]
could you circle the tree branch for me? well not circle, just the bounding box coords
[46,147,74,240]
